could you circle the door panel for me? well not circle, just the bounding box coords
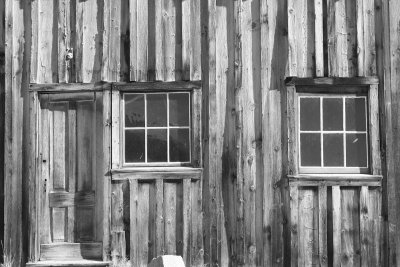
[38,92,103,260]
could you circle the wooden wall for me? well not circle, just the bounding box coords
[3,0,400,266]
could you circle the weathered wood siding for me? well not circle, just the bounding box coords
[3,0,400,266]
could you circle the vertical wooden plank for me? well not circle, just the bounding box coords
[38,0,57,83]
[164,182,177,255]
[191,179,204,267]
[30,0,39,83]
[95,93,104,242]
[182,179,192,266]
[38,98,50,245]
[155,179,164,257]
[101,0,111,81]
[287,0,297,76]
[261,0,285,265]
[137,0,148,81]
[75,0,84,82]
[155,0,164,81]
[360,186,370,267]
[341,188,361,267]
[332,186,341,267]
[102,89,112,260]
[290,185,299,267]
[4,0,25,262]
[298,188,318,266]
[129,0,137,81]
[137,183,150,266]
[129,179,138,265]
[356,0,365,76]
[182,0,191,81]
[361,0,376,76]
[319,186,328,267]
[67,103,77,242]
[111,90,120,169]
[286,85,298,176]
[314,0,324,76]
[241,0,257,263]
[58,0,70,83]
[190,0,201,80]
[163,0,176,81]
[204,0,219,265]
[191,89,202,168]
[369,188,382,266]
[110,0,121,81]
[82,0,102,82]
[327,0,357,77]
[111,182,125,259]
[28,92,39,261]
[369,84,381,175]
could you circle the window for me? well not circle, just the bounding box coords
[299,95,368,173]
[285,77,381,176]
[111,82,202,169]
[123,92,191,164]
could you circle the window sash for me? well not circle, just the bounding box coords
[298,94,369,173]
[122,92,192,166]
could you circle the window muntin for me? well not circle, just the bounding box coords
[123,92,191,165]
[299,95,368,173]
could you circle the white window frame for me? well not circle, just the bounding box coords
[111,82,202,170]
[298,94,369,174]
[121,92,192,166]
[285,77,381,177]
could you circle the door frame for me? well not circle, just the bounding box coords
[27,84,112,263]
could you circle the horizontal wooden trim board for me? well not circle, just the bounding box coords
[287,174,382,186]
[26,260,111,267]
[40,243,103,261]
[49,191,95,208]
[111,167,203,180]
[30,82,111,92]
[285,76,379,86]
[113,81,202,91]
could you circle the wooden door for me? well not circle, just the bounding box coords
[38,92,104,261]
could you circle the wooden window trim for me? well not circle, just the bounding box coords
[111,82,202,179]
[285,77,382,183]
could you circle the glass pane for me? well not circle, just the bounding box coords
[346,133,368,167]
[169,93,190,126]
[125,94,145,127]
[170,129,190,162]
[300,133,321,166]
[125,130,145,162]
[147,129,167,162]
[300,97,320,131]
[323,98,343,131]
[147,94,167,127]
[323,134,344,166]
[346,97,366,131]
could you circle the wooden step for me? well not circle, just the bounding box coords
[26,260,111,267]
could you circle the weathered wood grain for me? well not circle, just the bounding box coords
[163,0,177,81]
[182,179,192,266]
[111,182,125,259]
[332,186,341,267]
[49,191,95,208]
[67,103,77,242]
[360,186,370,267]
[164,182,177,255]
[314,0,324,76]
[290,185,299,267]
[341,188,361,267]
[111,90,120,169]
[369,84,382,175]
[57,0,71,83]
[129,179,138,265]
[138,183,150,266]
[40,243,103,261]
[318,186,328,267]
[154,179,165,257]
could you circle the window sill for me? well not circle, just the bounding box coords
[111,167,203,181]
[287,174,382,187]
